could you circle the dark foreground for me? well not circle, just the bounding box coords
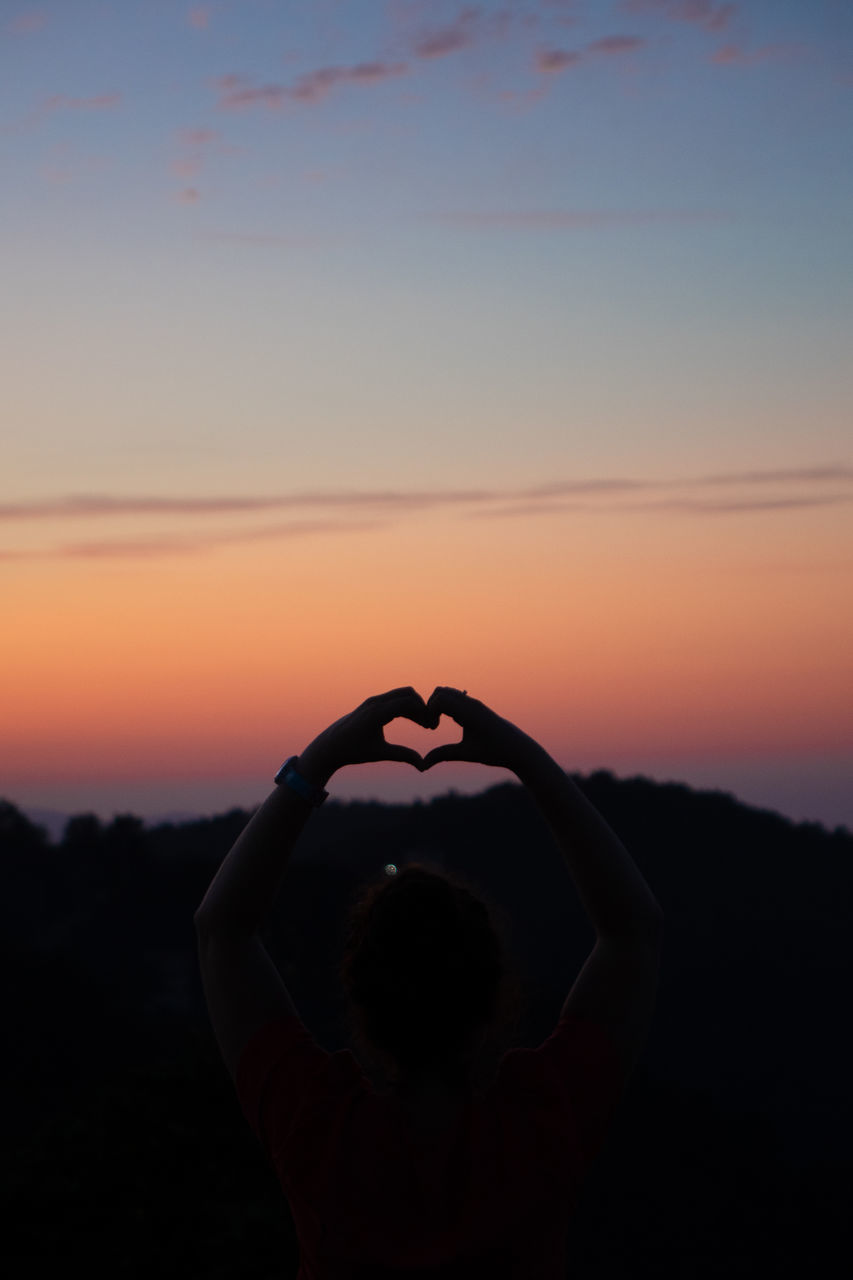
[3,777,850,1276]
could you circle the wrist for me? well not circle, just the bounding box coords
[295,741,337,788]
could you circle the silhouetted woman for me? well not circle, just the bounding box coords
[195,686,663,1278]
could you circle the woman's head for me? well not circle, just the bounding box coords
[339,858,522,1091]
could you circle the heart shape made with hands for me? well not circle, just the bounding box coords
[383,713,463,759]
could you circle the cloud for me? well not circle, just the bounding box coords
[60,518,384,559]
[522,478,651,498]
[4,466,849,561]
[586,35,645,55]
[419,208,727,229]
[466,499,591,519]
[42,92,122,112]
[218,62,409,109]
[696,467,853,487]
[177,187,201,203]
[391,2,529,62]
[187,6,211,29]
[172,157,201,179]
[709,43,798,67]
[472,492,853,521]
[536,48,583,73]
[411,7,481,59]
[536,34,643,77]
[0,489,497,522]
[291,62,409,103]
[465,466,853,520]
[620,0,737,32]
[662,496,853,514]
[180,128,220,146]
[8,10,47,34]
[530,467,853,497]
[217,81,287,110]
[171,127,225,181]
[1,518,387,562]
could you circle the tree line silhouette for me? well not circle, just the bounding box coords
[3,773,850,1277]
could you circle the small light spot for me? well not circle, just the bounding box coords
[384,863,398,876]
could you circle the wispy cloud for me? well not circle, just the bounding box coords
[586,35,646,55]
[657,495,853,514]
[620,0,737,33]
[466,467,853,520]
[522,478,655,499]
[8,10,48,34]
[1,518,386,562]
[3,467,850,559]
[290,62,409,103]
[536,32,645,76]
[505,467,842,518]
[709,43,800,67]
[42,92,122,113]
[170,126,229,193]
[0,489,496,522]
[391,2,527,63]
[473,494,853,520]
[693,467,853,487]
[411,7,481,59]
[18,91,124,134]
[182,128,220,146]
[187,5,211,30]
[172,156,200,179]
[536,48,583,73]
[6,466,850,525]
[217,62,409,110]
[215,80,287,110]
[213,2,528,117]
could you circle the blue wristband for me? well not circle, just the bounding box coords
[274,756,329,806]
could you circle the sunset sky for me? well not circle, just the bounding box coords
[2,0,852,833]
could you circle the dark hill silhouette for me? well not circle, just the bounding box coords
[2,775,850,1277]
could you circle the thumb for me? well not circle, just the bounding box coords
[420,742,470,770]
[381,744,425,769]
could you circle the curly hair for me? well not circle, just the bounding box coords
[339,858,522,1091]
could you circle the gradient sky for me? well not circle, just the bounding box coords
[2,0,852,832]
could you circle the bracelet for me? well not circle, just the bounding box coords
[274,756,329,807]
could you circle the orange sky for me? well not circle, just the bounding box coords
[4,497,850,806]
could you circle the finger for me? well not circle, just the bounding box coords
[379,689,436,728]
[420,742,471,770]
[362,687,420,714]
[381,744,425,769]
[426,687,472,724]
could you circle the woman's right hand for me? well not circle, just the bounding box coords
[420,687,540,775]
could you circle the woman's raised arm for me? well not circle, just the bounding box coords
[422,687,663,1072]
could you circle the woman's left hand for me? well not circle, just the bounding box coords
[296,687,437,783]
